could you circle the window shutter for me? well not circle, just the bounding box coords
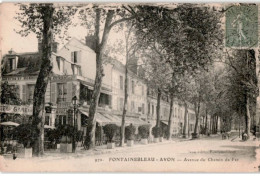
[71,52,74,62]
[77,51,81,63]
[67,82,73,103]
[51,83,56,104]
[22,85,26,102]
[15,85,20,99]
[56,57,60,70]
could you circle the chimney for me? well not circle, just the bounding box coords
[8,48,14,55]
[85,35,97,51]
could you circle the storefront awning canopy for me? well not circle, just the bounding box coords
[44,125,55,129]
[79,110,149,126]
[161,120,168,125]
[0,121,19,127]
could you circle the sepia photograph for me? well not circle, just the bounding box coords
[0,2,259,172]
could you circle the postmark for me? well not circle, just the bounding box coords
[225,5,258,48]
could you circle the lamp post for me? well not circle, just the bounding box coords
[72,96,77,153]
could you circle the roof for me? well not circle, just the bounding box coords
[110,58,147,83]
[58,37,96,55]
[2,52,42,76]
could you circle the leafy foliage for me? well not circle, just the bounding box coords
[103,124,119,143]
[15,3,77,40]
[125,124,136,140]
[1,81,22,105]
[13,124,36,148]
[138,125,150,139]
[152,126,162,138]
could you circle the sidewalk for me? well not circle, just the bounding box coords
[37,139,176,162]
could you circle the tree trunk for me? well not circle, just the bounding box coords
[193,100,200,136]
[182,101,188,138]
[156,88,162,128]
[205,108,208,135]
[245,95,251,139]
[32,5,54,156]
[85,9,114,150]
[120,59,129,147]
[216,116,219,133]
[211,115,215,134]
[166,94,174,140]
[202,116,205,130]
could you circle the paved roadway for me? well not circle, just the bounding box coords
[1,133,260,172]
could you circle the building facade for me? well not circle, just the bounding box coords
[1,37,213,140]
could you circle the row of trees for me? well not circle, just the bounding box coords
[14,3,258,156]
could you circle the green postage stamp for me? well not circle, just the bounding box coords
[225,4,258,48]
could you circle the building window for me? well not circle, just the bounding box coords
[55,115,67,126]
[148,103,150,115]
[120,75,123,90]
[45,116,50,125]
[57,83,67,103]
[99,93,110,107]
[132,80,135,94]
[71,64,77,75]
[71,64,74,74]
[142,103,145,114]
[152,105,154,116]
[9,85,20,99]
[71,64,82,76]
[142,85,144,95]
[57,57,64,73]
[71,51,78,63]
[27,84,35,103]
[9,58,16,71]
[131,101,135,112]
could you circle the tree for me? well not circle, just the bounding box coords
[79,5,135,149]
[140,43,172,134]
[104,22,140,147]
[131,4,223,139]
[218,49,258,139]
[119,23,140,146]
[1,81,22,105]
[16,3,76,156]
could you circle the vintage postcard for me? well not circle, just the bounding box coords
[0,2,260,172]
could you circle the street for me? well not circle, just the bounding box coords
[1,133,260,172]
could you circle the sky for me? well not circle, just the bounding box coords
[0,3,126,60]
[0,3,39,56]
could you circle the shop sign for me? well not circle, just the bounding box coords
[0,104,33,115]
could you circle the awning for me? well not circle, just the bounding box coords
[130,118,148,126]
[79,109,89,117]
[161,120,168,125]
[114,115,149,126]
[78,110,149,126]
[80,81,94,90]
[98,113,121,126]
[79,110,121,126]
[44,125,55,129]
[0,121,19,127]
